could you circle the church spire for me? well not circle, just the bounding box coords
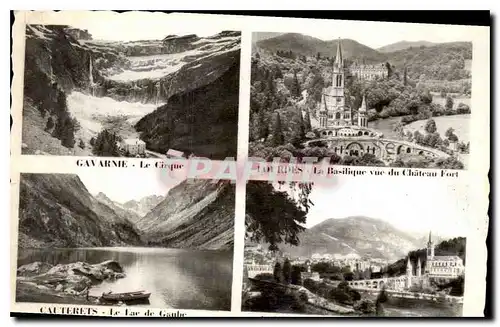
[406,256,413,276]
[359,94,367,112]
[335,38,343,69]
[427,230,435,260]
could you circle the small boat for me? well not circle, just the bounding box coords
[101,290,151,302]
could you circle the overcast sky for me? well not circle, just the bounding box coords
[278,22,473,49]
[252,19,476,49]
[280,176,470,238]
[65,12,224,41]
[78,170,183,203]
[49,11,475,47]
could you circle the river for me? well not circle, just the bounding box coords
[17,247,233,311]
[382,300,463,317]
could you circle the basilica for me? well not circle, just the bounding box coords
[317,39,382,139]
[305,38,450,163]
[405,231,465,289]
[424,231,465,280]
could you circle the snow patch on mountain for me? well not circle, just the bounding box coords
[66,91,159,142]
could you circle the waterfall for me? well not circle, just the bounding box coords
[156,81,161,105]
[89,56,95,96]
[89,56,94,84]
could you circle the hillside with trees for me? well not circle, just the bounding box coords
[248,46,466,169]
[383,42,472,81]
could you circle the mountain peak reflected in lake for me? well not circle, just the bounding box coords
[18,247,233,311]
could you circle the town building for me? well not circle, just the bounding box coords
[121,138,146,156]
[301,260,321,281]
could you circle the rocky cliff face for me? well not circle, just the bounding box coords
[94,192,142,224]
[94,31,241,104]
[122,195,165,217]
[18,174,143,248]
[18,174,234,251]
[137,179,235,250]
[278,216,422,260]
[135,55,240,159]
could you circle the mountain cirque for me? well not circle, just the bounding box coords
[22,25,241,158]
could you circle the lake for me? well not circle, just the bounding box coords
[382,298,463,317]
[17,247,233,311]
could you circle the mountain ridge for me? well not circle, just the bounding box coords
[18,174,234,251]
[122,194,165,217]
[255,33,386,63]
[274,216,424,260]
[138,179,235,250]
[377,40,436,53]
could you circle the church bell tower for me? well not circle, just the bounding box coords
[405,256,413,289]
[427,231,435,260]
[358,95,368,128]
[330,38,345,103]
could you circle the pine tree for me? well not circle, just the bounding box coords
[292,72,301,97]
[45,116,54,131]
[385,62,392,78]
[273,262,282,283]
[304,111,312,132]
[258,110,269,140]
[275,67,283,79]
[282,258,292,284]
[403,66,408,86]
[292,109,305,146]
[272,112,285,146]
[445,96,454,110]
[267,75,275,95]
[291,266,303,285]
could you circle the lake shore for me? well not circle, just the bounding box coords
[16,280,102,305]
[15,260,125,305]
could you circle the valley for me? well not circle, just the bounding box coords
[18,173,235,251]
[22,25,241,158]
[16,172,235,310]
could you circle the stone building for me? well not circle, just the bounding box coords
[121,138,146,156]
[424,231,465,280]
[317,38,383,143]
[349,62,389,80]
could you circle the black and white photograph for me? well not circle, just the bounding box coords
[15,171,235,311]
[242,178,467,316]
[21,23,240,159]
[249,29,472,169]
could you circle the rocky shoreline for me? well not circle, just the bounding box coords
[16,260,125,305]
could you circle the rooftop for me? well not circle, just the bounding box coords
[166,149,185,157]
[430,255,463,261]
[123,138,146,145]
